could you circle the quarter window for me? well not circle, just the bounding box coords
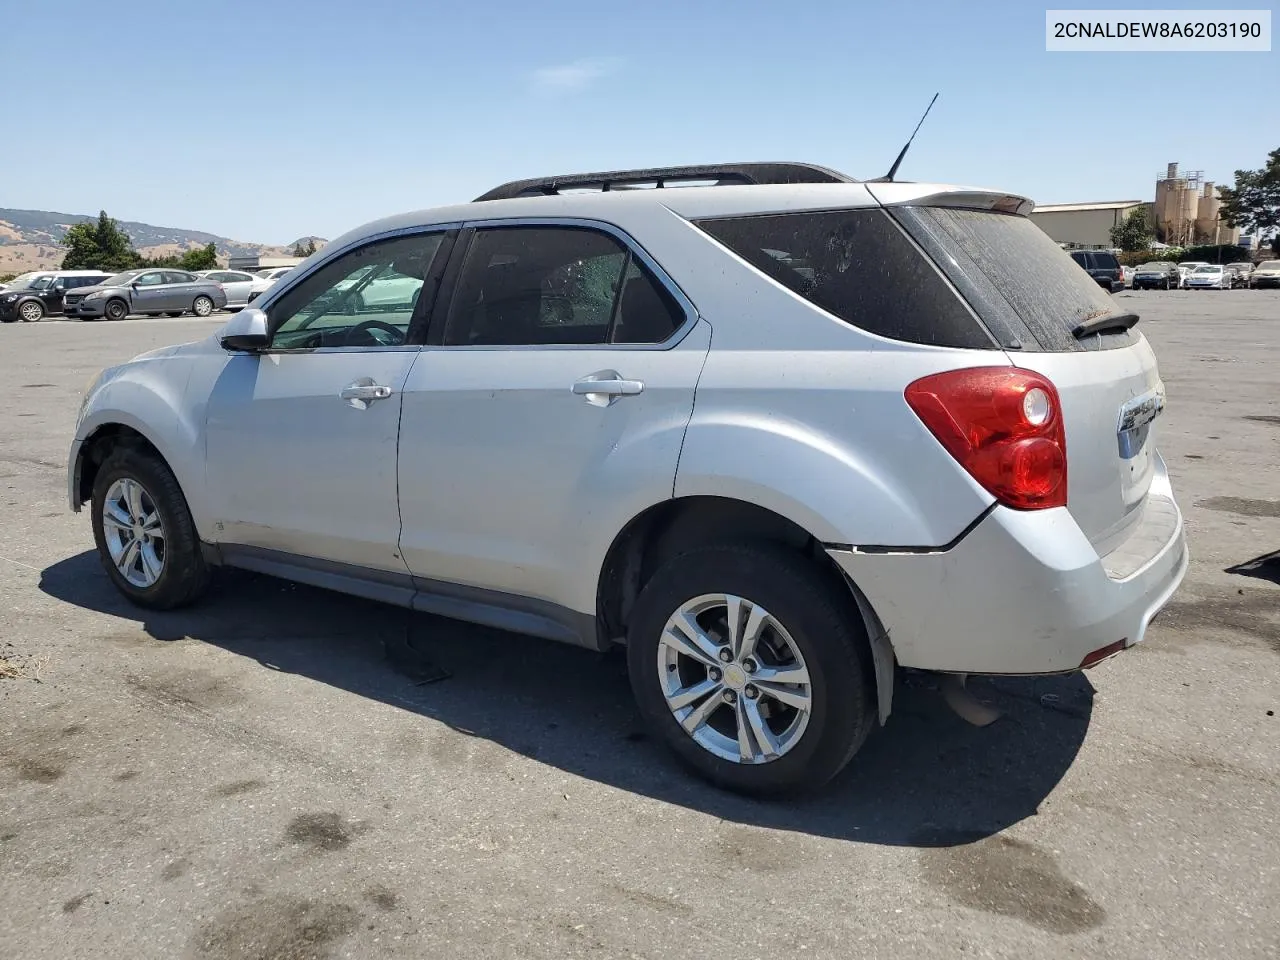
[268,233,444,349]
[443,226,682,347]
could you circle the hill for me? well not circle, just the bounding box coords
[0,208,326,274]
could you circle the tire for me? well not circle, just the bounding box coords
[192,296,214,317]
[165,312,184,318]
[626,542,875,797]
[90,446,210,609]
[18,300,45,322]
[104,299,128,321]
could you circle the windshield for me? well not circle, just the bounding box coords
[1256,261,1280,272]
[1137,263,1166,271]
[1193,265,1220,274]
[101,271,140,286]
[3,276,44,291]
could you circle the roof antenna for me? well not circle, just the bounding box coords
[878,92,939,183]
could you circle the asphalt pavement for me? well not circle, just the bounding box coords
[1,293,1277,959]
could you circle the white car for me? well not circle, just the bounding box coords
[194,270,276,310]
[256,267,295,282]
[1186,264,1232,290]
[68,162,1187,795]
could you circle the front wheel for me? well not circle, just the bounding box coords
[192,296,214,317]
[104,299,128,321]
[18,300,45,322]
[626,543,875,797]
[90,447,210,609]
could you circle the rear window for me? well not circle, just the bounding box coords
[695,209,994,349]
[891,207,1134,352]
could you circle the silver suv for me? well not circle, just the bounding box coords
[68,163,1187,795]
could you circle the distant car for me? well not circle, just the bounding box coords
[0,270,112,322]
[1068,250,1124,292]
[1186,264,1231,290]
[62,269,228,321]
[195,270,274,310]
[1248,260,1280,289]
[1120,265,1135,287]
[256,267,295,282]
[1224,263,1251,288]
[1130,262,1181,290]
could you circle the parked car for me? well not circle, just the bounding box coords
[1130,262,1181,290]
[1068,250,1124,292]
[256,267,295,282]
[68,162,1187,795]
[1249,260,1280,288]
[1224,263,1251,288]
[0,270,112,322]
[62,269,228,321]
[195,270,274,310]
[1186,264,1232,290]
[1120,265,1135,287]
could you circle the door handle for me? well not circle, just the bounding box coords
[572,372,644,406]
[340,378,394,409]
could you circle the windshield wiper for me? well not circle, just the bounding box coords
[1072,312,1139,340]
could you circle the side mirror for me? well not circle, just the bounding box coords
[220,307,269,352]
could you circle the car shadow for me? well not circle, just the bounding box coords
[1226,550,1280,586]
[40,551,1093,848]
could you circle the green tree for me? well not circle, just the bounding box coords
[1219,148,1280,241]
[60,211,141,271]
[292,238,318,257]
[179,243,219,271]
[1109,208,1153,252]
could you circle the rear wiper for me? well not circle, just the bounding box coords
[1072,312,1139,339]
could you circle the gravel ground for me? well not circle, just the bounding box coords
[1,292,1277,959]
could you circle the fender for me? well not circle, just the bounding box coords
[71,351,218,538]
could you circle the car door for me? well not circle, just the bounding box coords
[130,271,168,312]
[219,271,254,305]
[204,229,448,575]
[164,271,200,311]
[397,223,709,621]
[42,277,67,314]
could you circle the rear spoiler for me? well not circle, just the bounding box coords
[865,183,1035,216]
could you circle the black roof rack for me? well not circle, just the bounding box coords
[473,162,856,202]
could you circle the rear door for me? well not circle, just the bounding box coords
[164,271,200,310]
[397,223,708,612]
[884,201,1165,555]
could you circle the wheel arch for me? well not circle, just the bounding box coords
[596,495,895,723]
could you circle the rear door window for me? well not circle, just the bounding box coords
[695,209,994,349]
[891,207,1135,352]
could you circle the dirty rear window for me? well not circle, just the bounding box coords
[695,209,995,349]
[892,207,1135,352]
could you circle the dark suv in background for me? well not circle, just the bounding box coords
[0,271,111,322]
[1069,250,1124,293]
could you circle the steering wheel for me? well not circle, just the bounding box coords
[343,318,405,346]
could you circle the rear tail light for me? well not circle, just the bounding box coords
[905,367,1068,510]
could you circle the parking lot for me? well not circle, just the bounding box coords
[1,290,1277,959]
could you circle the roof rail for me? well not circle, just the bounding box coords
[473,162,856,202]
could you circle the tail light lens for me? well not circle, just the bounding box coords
[905,367,1068,510]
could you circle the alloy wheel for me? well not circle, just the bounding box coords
[101,478,166,588]
[193,297,213,317]
[657,593,812,764]
[19,301,43,322]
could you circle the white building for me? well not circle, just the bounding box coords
[1030,201,1149,250]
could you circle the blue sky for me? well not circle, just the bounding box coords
[4,0,1275,243]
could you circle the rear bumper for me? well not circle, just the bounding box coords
[828,455,1187,675]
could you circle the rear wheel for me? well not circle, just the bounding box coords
[192,296,214,317]
[90,447,209,609]
[104,299,128,321]
[626,543,875,797]
[18,300,44,322]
